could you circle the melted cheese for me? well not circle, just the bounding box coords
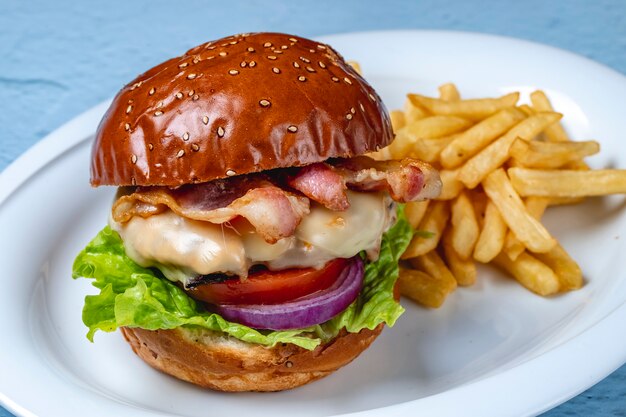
[110,191,394,286]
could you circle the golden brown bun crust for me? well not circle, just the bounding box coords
[91,33,393,187]
[120,324,383,392]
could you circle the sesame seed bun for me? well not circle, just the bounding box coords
[120,324,383,392]
[90,32,393,187]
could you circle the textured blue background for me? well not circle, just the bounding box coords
[0,0,625,415]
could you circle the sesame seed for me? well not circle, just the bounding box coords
[220,42,229,47]
[157,101,164,108]
[192,57,200,64]
[351,107,356,114]
[192,94,199,101]
[247,47,255,52]
[281,45,288,50]
[154,111,163,116]
[219,51,227,57]
[259,99,271,107]
[191,143,200,151]
[229,69,240,75]
[331,77,339,82]
[187,73,197,80]
[317,44,326,50]
[131,154,137,164]
[298,76,307,82]
[305,66,315,73]
[359,103,365,112]
[299,56,310,63]
[202,115,209,125]
[124,123,130,131]
[175,92,183,99]
[249,60,256,67]
[229,40,237,45]
[149,87,156,95]
[369,93,376,101]
[287,125,298,133]
[263,42,272,47]
[240,61,247,67]
[272,67,280,74]
[344,77,352,85]
[273,50,283,54]
[293,62,300,68]
[217,126,225,137]
[267,55,277,60]
[288,37,297,42]
[176,149,185,158]
[207,45,216,50]
[188,90,195,96]
[226,169,236,176]
[126,105,133,114]
[346,114,353,120]
[318,61,327,69]
[182,132,190,141]
[285,361,293,368]
[148,143,154,151]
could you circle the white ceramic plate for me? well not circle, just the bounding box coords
[1,30,626,417]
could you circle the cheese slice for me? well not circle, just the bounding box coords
[110,191,394,286]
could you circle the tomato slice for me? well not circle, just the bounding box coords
[187,258,348,305]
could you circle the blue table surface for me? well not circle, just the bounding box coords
[1,0,625,415]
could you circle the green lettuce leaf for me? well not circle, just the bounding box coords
[72,206,412,350]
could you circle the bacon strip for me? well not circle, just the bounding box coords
[112,157,440,242]
[332,156,442,202]
[112,178,309,243]
[287,163,349,211]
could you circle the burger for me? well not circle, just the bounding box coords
[73,32,441,392]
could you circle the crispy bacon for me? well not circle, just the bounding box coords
[112,177,309,243]
[287,163,349,211]
[332,156,442,202]
[111,156,440,242]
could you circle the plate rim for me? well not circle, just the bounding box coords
[1,29,626,417]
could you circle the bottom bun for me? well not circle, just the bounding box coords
[121,324,383,392]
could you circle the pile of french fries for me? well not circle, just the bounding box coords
[372,83,626,308]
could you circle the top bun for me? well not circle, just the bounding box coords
[90,32,393,187]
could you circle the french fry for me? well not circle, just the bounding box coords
[450,191,480,259]
[408,135,456,163]
[408,251,457,290]
[439,83,461,101]
[482,169,556,253]
[442,227,477,286]
[404,200,430,229]
[390,110,406,132]
[530,90,570,143]
[347,60,362,75]
[510,138,600,169]
[404,96,429,123]
[530,90,588,170]
[436,169,464,200]
[408,92,519,121]
[508,168,626,197]
[440,107,527,169]
[502,196,550,261]
[457,112,562,188]
[548,196,586,206]
[388,116,472,158]
[473,200,508,263]
[402,200,450,259]
[533,243,583,291]
[398,268,456,308]
[493,252,560,296]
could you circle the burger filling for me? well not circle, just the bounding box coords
[110,191,395,288]
[73,156,441,349]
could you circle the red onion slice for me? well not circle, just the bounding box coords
[211,257,364,330]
